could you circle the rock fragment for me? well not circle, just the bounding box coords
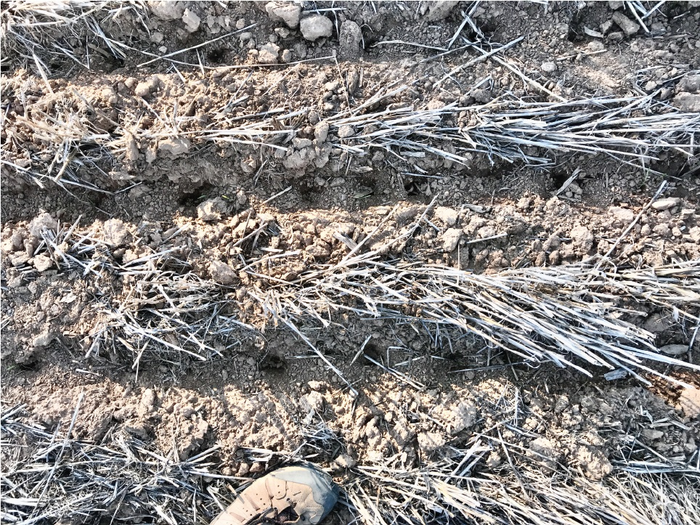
[651,197,680,211]
[265,1,301,28]
[148,1,185,20]
[424,0,458,21]
[612,11,640,36]
[28,213,57,238]
[314,121,330,142]
[182,8,200,32]
[678,387,700,419]
[104,218,130,247]
[158,137,191,158]
[258,43,280,64]
[339,20,363,60]
[33,254,53,272]
[442,228,462,252]
[541,61,558,73]
[434,206,458,226]
[197,198,228,222]
[209,261,237,285]
[300,15,333,41]
[673,93,700,112]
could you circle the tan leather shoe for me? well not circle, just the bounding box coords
[211,465,339,525]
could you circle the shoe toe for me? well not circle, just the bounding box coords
[270,466,339,519]
[210,465,338,525]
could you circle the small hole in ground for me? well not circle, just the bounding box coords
[177,183,215,208]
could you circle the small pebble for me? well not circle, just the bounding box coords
[651,197,680,211]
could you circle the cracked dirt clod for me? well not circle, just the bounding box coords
[575,445,613,481]
[314,121,330,142]
[32,331,54,349]
[569,225,594,252]
[541,61,558,73]
[197,198,228,222]
[678,74,700,93]
[134,75,160,98]
[418,432,446,455]
[32,254,53,272]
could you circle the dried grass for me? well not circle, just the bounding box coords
[2,2,699,193]
[3,403,698,525]
[1,405,232,525]
[24,213,700,388]
[2,4,698,524]
[345,459,700,525]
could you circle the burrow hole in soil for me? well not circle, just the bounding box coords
[177,183,216,210]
